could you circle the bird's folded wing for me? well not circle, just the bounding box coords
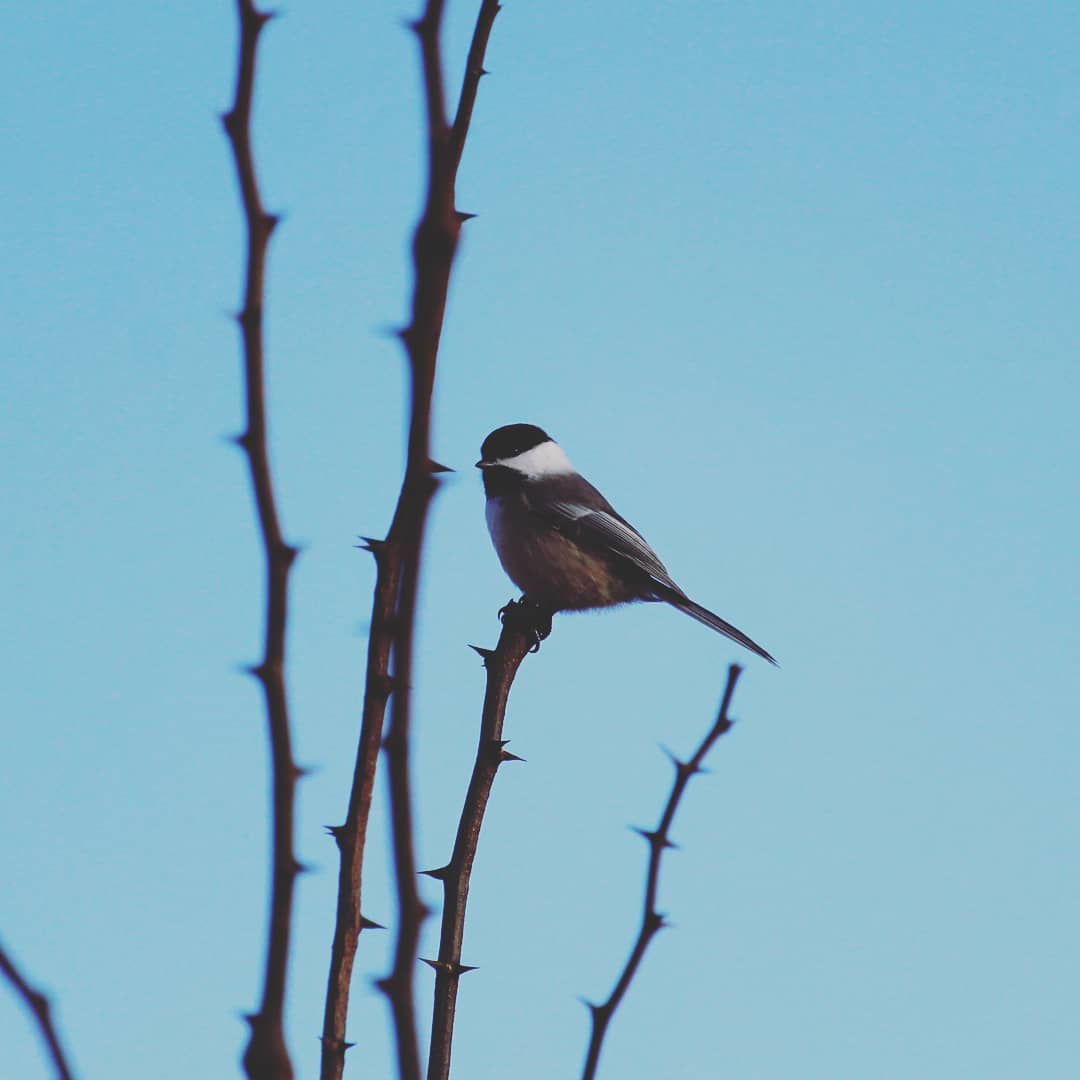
[537,499,684,595]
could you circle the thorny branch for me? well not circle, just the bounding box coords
[0,941,76,1080]
[222,3,301,1077]
[320,4,503,1080]
[580,665,744,1080]
[425,606,535,1080]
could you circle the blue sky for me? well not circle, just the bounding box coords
[3,2,1078,1077]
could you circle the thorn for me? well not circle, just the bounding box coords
[325,824,346,845]
[495,740,525,764]
[242,662,267,683]
[631,826,676,850]
[579,997,601,1016]
[292,762,315,780]
[263,211,282,234]
[360,916,385,931]
[373,976,392,995]
[292,858,311,876]
[227,430,252,452]
[355,535,387,554]
[420,865,450,881]
[318,1035,356,1052]
[645,911,669,934]
[454,210,477,223]
[429,459,454,474]
[660,744,694,775]
[478,67,490,77]
[468,644,494,661]
[421,958,476,977]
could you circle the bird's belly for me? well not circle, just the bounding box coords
[486,496,640,610]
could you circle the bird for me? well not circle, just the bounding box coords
[476,423,776,664]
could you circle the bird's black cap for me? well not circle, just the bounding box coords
[479,423,552,464]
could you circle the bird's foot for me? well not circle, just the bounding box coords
[498,597,553,652]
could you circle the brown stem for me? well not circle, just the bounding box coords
[0,941,76,1080]
[319,539,398,1078]
[580,665,744,1080]
[222,4,300,1077]
[449,0,502,177]
[425,613,535,1080]
[319,4,502,1078]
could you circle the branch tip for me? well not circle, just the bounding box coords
[580,665,743,1077]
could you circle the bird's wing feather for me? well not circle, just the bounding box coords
[535,495,778,664]
[537,498,684,594]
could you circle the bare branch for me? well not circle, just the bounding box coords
[319,4,502,1076]
[580,665,744,1080]
[426,609,536,1080]
[319,540,398,1079]
[0,941,77,1080]
[221,3,300,1077]
[449,0,502,176]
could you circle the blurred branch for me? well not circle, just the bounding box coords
[425,608,535,1080]
[221,3,301,1078]
[580,665,744,1080]
[0,940,76,1080]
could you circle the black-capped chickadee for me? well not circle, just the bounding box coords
[476,423,777,664]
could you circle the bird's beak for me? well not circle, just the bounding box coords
[475,459,490,469]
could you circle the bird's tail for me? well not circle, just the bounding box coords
[667,594,778,665]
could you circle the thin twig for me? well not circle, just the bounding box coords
[580,665,744,1080]
[425,612,534,1080]
[320,4,502,1074]
[449,0,501,176]
[0,941,77,1080]
[222,4,300,1077]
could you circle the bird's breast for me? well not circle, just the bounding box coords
[484,494,641,610]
